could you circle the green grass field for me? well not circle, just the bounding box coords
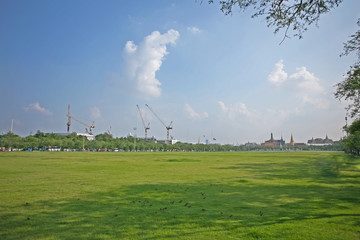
[0,151,359,239]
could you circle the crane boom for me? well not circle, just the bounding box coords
[68,115,91,128]
[145,104,172,145]
[137,105,150,139]
[70,115,95,134]
[66,104,95,134]
[137,105,147,129]
[145,104,167,128]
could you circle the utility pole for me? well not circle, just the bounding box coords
[133,127,137,151]
[1,132,3,150]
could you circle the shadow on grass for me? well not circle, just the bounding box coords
[217,153,360,185]
[1,179,359,239]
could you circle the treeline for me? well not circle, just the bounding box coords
[0,131,343,152]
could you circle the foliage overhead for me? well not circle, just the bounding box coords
[341,18,360,60]
[335,65,360,118]
[209,0,343,42]
[335,18,360,118]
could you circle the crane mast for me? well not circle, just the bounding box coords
[67,104,71,133]
[145,104,172,145]
[137,105,150,139]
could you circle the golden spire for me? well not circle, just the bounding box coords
[290,134,295,147]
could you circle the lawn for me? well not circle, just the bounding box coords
[0,151,359,239]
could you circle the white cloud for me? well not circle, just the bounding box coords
[263,108,289,127]
[268,59,288,85]
[218,101,260,121]
[185,104,208,120]
[267,60,330,110]
[125,41,137,53]
[295,107,302,115]
[298,94,330,109]
[217,101,291,131]
[187,26,201,34]
[122,29,180,99]
[290,66,329,109]
[90,106,101,119]
[290,66,323,92]
[218,101,228,112]
[23,102,52,115]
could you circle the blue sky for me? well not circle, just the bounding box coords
[1,0,359,144]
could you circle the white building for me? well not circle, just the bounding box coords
[157,139,180,145]
[77,133,95,141]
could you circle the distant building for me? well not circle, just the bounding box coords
[77,133,95,141]
[244,142,258,147]
[157,139,179,145]
[261,133,285,147]
[287,134,306,147]
[307,135,334,146]
[141,136,157,142]
[56,132,95,141]
[171,139,180,145]
[55,133,71,137]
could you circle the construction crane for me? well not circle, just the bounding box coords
[66,104,95,134]
[67,104,71,133]
[9,119,14,134]
[137,105,150,139]
[145,104,172,145]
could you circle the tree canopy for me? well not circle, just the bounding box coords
[209,0,343,42]
[342,118,360,155]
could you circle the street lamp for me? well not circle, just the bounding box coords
[345,116,348,137]
[1,132,3,151]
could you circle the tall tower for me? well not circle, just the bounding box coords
[290,134,295,147]
[270,133,274,142]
